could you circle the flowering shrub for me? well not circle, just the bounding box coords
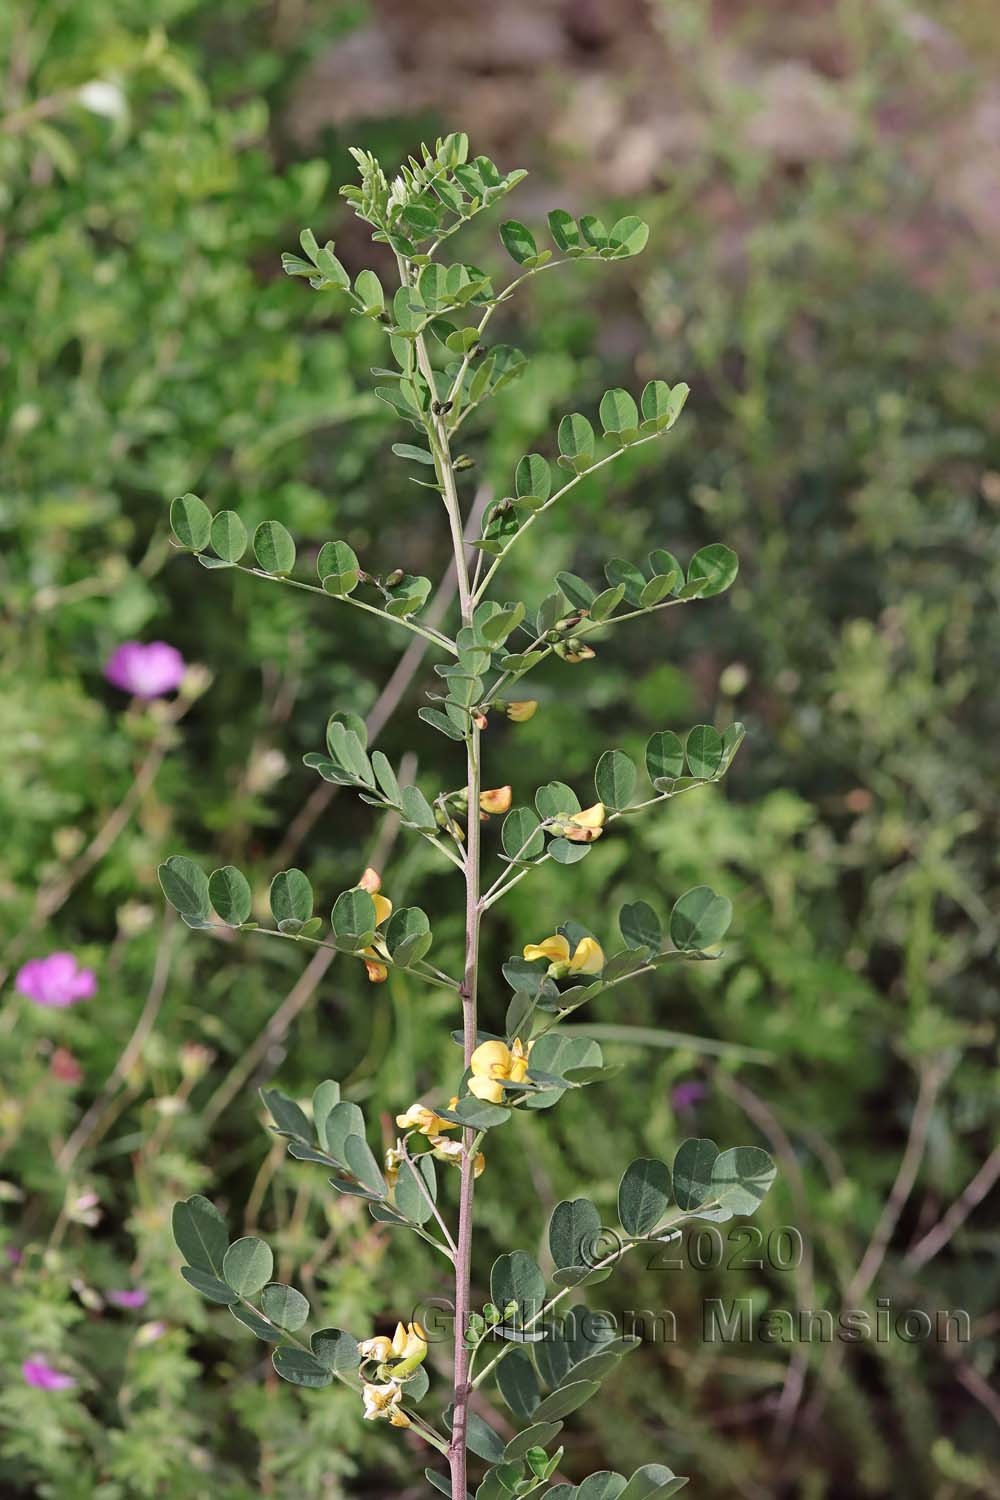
[158,136,777,1500]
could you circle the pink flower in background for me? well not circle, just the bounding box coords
[6,1247,23,1265]
[22,1358,77,1392]
[107,1288,149,1310]
[51,1047,83,1084]
[15,953,96,1009]
[671,1080,709,1115]
[104,641,186,699]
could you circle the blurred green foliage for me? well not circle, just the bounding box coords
[1,1,997,1498]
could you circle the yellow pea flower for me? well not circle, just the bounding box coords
[362,1380,404,1421]
[468,1038,531,1103]
[479,785,513,815]
[506,700,537,722]
[523,932,605,978]
[396,1103,457,1136]
[430,1135,486,1177]
[359,1322,427,1382]
[356,883,393,981]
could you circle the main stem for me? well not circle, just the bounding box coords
[408,279,481,1499]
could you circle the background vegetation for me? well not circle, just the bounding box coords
[2,1,997,1496]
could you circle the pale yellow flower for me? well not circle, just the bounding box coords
[362,1380,404,1421]
[396,1103,457,1136]
[561,802,606,842]
[506,700,537,722]
[358,1335,394,1363]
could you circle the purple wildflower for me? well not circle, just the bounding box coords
[107,1288,149,1310]
[22,1358,77,1392]
[104,641,186,699]
[671,1080,709,1115]
[15,953,97,1009]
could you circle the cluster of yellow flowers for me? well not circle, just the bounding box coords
[358,1321,428,1427]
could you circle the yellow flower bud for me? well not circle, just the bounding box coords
[562,801,606,842]
[506,700,537,722]
[358,867,382,893]
[364,959,389,984]
[384,1147,402,1189]
[479,785,513,815]
[359,1335,394,1363]
[372,892,393,926]
[429,1135,487,1178]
